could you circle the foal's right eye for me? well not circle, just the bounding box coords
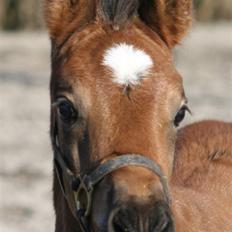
[58,100,78,124]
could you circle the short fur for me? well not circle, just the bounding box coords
[172,121,232,232]
[138,0,192,47]
[44,0,96,45]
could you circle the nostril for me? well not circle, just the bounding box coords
[108,202,174,232]
[109,207,136,232]
[149,202,175,232]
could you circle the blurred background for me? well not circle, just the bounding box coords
[0,1,231,232]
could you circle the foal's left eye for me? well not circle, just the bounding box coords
[58,100,77,123]
[174,105,188,127]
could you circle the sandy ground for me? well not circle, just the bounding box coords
[0,23,232,232]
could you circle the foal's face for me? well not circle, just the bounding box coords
[51,20,186,231]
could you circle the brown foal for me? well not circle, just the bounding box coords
[44,0,232,231]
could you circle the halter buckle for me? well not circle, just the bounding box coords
[73,175,93,217]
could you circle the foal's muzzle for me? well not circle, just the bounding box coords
[109,201,175,232]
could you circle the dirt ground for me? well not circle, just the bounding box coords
[0,23,231,232]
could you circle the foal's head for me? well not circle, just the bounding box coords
[45,0,192,231]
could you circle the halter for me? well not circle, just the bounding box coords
[53,132,171,232]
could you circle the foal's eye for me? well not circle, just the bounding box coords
[174,105,188,127]
[58,100,77,123]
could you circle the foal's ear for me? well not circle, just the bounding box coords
[44,0,95,44]
[139,0,192,48]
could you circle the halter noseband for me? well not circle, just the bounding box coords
[53,134,171,232]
